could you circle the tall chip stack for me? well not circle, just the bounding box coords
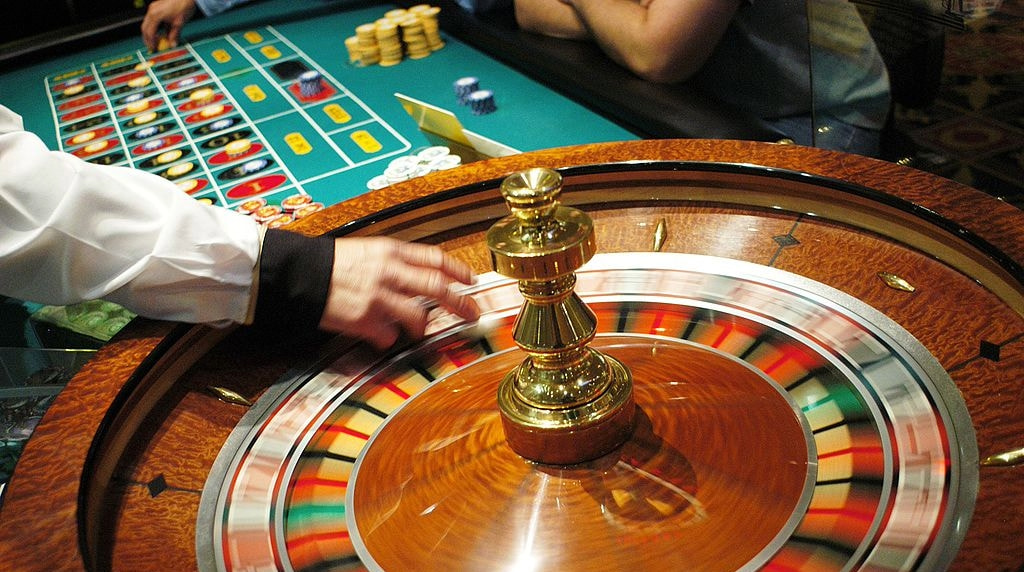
[399,15,430,60]
[413,5,445,52]
[375,21,403,67]
[344,5,446,67]
[354,24,381,66]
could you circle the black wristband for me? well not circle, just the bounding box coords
[252,229,334,333]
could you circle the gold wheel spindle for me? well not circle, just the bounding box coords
[487,168,636,465]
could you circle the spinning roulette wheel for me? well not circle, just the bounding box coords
[1,140,1022,571]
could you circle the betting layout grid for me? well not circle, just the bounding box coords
[45,26,414,226]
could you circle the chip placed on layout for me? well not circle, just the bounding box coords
[236,198,268,215]
[292,202,325,219]
[84,140,110,154]
[176,179,200,194]
[133,126,159,140]
[126,99,150,114]
[71,132,98,145]
[166,161,195,178]
[281,193,313,211]
[366,174,390,190]
[417,145,450,162]
[200,104,226,118]
[266,215,294,229]
[225,138,253,157]
[156,149,184,164]
[253,204,283,223]
[190,87,216,104]
[121,92,145,104]
[63,84,86,97]
[241,158,269,174]
[428,154,462,170]
[128,75,152,88]
[141,139,166,153]
[133,111,159,125]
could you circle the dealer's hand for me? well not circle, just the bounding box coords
[319,237,480,349]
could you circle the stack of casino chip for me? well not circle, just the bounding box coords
[466,89,497,115]
[343,36,361,65]
[366,146,462,190]
[290,201,326,220]
[234,194,325,228]
[297,70,325,98]
[344,5,445,68]
[453,77,480,105]
[375,21,403,67]
[353,24,381,66]
[411,5,445,51]
[398,15,430,60]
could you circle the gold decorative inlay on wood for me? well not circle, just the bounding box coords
[207,386,253,407]
[878,271,916,292]
[653,218,667,252]
[981,446,1024,467]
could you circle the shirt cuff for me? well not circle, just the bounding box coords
[252,229,334,333]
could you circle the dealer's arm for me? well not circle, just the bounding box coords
[0,104,479,349]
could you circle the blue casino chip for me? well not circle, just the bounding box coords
[132,126,160,140]
[298,70,324,97]
[218,157,274,180]
[467,89,497,115]
[241,158,269,174]
[141,139,165,152]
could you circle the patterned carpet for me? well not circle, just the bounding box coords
[892,0,1024,210]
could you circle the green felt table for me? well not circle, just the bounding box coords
[0,0,637,211]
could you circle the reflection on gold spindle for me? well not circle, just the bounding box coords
[486,168,635,465]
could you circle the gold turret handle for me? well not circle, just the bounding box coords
[487,168,635,464]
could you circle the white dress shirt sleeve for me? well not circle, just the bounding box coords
[0,105,262,325]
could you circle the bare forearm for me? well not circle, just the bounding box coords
[566,0,741,83]
[514,0,589,40]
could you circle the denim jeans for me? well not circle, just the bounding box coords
[764,114,882,158]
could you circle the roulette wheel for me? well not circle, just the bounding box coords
[1,140,1021,571]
